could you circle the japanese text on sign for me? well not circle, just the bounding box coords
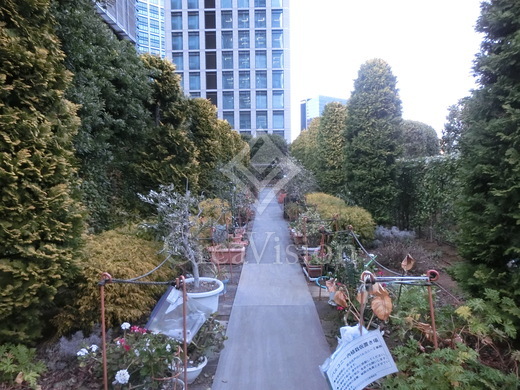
[323,330,397,390]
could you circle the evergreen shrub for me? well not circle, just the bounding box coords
[305,193,375,240]
[53,228,176,336]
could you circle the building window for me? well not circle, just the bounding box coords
[239,71,250,89]
[188,53,200,70]
[221,11,232,29]
[172,53,183,70]
[273,130,284,137]
[239,91,251,109]
[190,92,201,98]
[273,111,284,129]
[207,91,217,106]
[272,50,284,68]
[206,72,217,89]
[238,0,249,8]
[255,0,266,7]
[223,92,234,109]
[223,111,234,127]
[189,73,201,90]
[239,51,250,69]
[172,33,183,50]
[240,112,251,129]
[256,111,268,129]
[206,52,217,69]
[188,0,198,8]
[222,71,234,89]
[222,31,233,49]
[205,11,216,29]
[222,52,233,69]
[271,0,282,6]
[238,31,250,48]
[238,10,249,28]
[171,13,182,30]
[188,33,199,49]
[272,70,284,88]
[255,50,267,68]
[149,5,159,18]
[149,19,160,34]
[256,71,267,88]
[206,32,216,49]
[272,10,283,28]
[188,12,199,29]
[255,10,266,28]
[205,0,215,7]
[255,31,266,48]
[189,53,200,70]
[221,0,232,8]
[256,91,267,109]
[171,0,182,9]
[273,90,284,108]
[272,30,283,48]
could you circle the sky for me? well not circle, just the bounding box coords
[289,0,484,141]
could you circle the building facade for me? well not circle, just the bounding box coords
[300,95,348,130]
[95,0,137,43]
[164,0,291,141]
[136,0,166,57]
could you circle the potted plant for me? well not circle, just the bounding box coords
[303,252,326,278]
[139,185,224,312]
[206,241,247,265]
[182,315,227,384]
[77,322,184,389]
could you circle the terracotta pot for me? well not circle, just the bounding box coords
[207,245,246,264]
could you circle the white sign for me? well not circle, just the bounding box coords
[322,329,398,390]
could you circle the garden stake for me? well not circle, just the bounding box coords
[176,276,189,388]
[99,272,113,390]
[426,270,440,350]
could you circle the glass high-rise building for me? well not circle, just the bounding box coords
[165,0,291,141]
[136,0,166,57]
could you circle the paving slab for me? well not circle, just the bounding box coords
[212,188,331,390]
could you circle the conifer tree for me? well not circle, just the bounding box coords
[316,102,347,195]
[457,0,520,269]
[138,54,199,192]
[344,59,403,224]
[53,0,153,231]
[0,0,84,343]
[401,120,440,158]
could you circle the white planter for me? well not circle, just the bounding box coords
[160,377,185,390]
[185,356,208,384]
[185,277,224,313]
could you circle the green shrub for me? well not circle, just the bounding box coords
[53,228,176,336]
[0,344,46,389]
[383,338,519,389]
[305,192,375,240]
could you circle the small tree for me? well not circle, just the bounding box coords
[139,185,207,288]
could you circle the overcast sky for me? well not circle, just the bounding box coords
[289,0,483,140]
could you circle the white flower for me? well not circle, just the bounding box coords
[114,369,130,384]
[165,344,171,352]
[134,349,140,357]
[90,344,99,352]
[76,348,89,357]
[121,322,131,330]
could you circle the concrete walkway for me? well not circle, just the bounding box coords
[212,189,331,390]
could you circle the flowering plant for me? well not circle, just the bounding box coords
[77,323,182,389]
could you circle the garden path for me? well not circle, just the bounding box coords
[211,188,331,390]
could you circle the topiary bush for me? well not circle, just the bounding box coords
[53,228,177,336]
[305,192,375,240]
